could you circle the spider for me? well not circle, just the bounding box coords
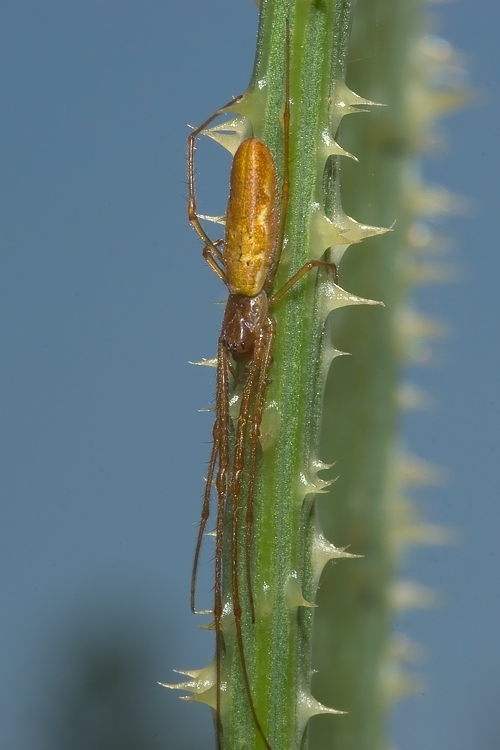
[187,22,338,750]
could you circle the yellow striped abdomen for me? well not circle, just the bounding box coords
[224,138,278,297]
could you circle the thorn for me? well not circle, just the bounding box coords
[335,81,385,111]
[397,383,434,411]
[319,129,358,161]
[189,357,218,368]
[284,572,317,610]
[311,526,361,589]
[298,687,346,732]
[202,114,252,155]
[159,661,216,696]
[390,580,438,611]
[399,453,448,487]
[320,278,384,316]
[197,213,226,226]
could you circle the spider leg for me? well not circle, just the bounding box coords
[190,428,218,614]
[202,240,227,283]
[230,329,272,750]
[214,337,231,750]
[188,96,242,260]
[244,316,276,624]
[269,259,338,307]
[190,304,228,613]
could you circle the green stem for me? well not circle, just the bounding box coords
[218,1,383,748]
[170,0,460,747]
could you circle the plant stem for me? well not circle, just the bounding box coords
[219,1,385,748]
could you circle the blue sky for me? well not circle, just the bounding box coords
[0,1,498,748]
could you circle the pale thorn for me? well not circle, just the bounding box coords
[406,221,450,254]
[203,114,251,136]
[197,213,226,226]
[322,340,350,363]
[311,458,335,474]
[202,115,249,136]
[198,618,216,630]
[390,580,439,611]
[319,129,358,161]
[393,497,454,546]
[391,673,423,700]
[313,529,361,561]
[397,310,447,341]
[320,342,350,386]
[311,528,361,589]
[181,685,218,708]
[423,89,472,120]
[298,689,346,731]
[202,115,251,156]
[320,277,384,315]
[382,662,423,703]
[171,668,200,678]
[338,212,392,244]
[397,523,454,548]
[296,470,334,500]
[334,81,385,110]
[189,357,218,367]
[309,209,390,259]
[388,633,424,663]
[300,691,346,715]
[397,383,434,411]
[159,661,215,694]
[406,261,461,285]
[284,572,316,611]
[399,453,448,486]
[411,184,468,217]
[309,210,350,252]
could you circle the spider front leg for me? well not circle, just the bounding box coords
[187,95,242,259]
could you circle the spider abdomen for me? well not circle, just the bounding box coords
[224,138,278,297]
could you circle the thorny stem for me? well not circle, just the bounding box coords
[218,1,365,748]
[174,0,461,748]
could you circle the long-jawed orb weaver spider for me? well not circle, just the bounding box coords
[187,21,338,750]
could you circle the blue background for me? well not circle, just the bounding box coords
[0,1,497,748]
